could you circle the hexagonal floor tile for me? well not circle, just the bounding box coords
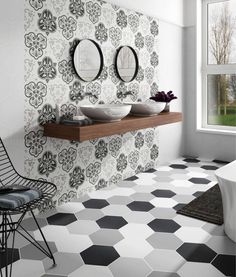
[125,175,139,181]
[174,215,205,228]
[109,257,151,277]
[151,189,176,198]
[47,213,77,226]
[206,235,236,255]
[21,217,47,232]
[188,178,211,184]
[12,259,45,277]
[201,165,219,171]
[130,192,155,201]
[148,219,181,233]
[119,223,153,239]
[175,227,210,243]
[171,180,194,188]
[123,211,154,224]
[183,158,200,163]
[127,201,154,212]
[107,195,132,205]
[150,198,178,208]
[177,262,226,277]
[0,248,20,268]
[212,254,236,276]
[43,252,83,276]
[69,265,113,277]
[115,237,153,258]
[20,241,57,260]
[173,203,186,211]
[148,272,180,277]
[80,245,119,266]
[82,199,109,209]
[76,208,104,221]
[147,232,183,250]
[101,204,131,217]
[90,229,124,246]
[96,216,128,229]
[145,249,184,272]
[67,220,99,235]
[170,164,188,169]
[150,207,177,219]
[177,243,217,263]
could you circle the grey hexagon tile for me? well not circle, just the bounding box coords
[102,204,131,216]
[147,233,183,250]
[67,220,99,235]
[148,272,181,277]
[174,215,205,228]
[11,259,45,277]
[107,195,133,205]
[202,223,225,236]
[43,252,84,276]
[173,194,195,203]
[124,211,155,224]
[116,180,137,188]
[90,229,124,246]
[109,257,151,277]
[170,174,190,180]
[21,217,47,232]
[130,192,155,201]
[76,208,104,221]
[177,262,226,277]
[119,223,154,239]
[175,227,210,243]
[145,249,185,272]
[20,241,57,260]
[150,207,177,219]
[206,235,236,255]
[57,202,85,214]
[69,265,113,277]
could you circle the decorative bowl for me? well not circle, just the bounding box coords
[126,101,166,116]
[80,104,132,122]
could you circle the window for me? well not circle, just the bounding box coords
[202,0,236,132]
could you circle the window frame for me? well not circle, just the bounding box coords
[200,0,236,134]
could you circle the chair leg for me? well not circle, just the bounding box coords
[30,210,56,266]
[0,213,16,277]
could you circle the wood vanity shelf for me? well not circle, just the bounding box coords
[43,112,182,142]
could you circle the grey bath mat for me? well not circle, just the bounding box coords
[177,184,223,225]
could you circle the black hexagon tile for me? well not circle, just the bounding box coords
[148,219,181,233]
[212,254,236,276]
[170,164,187,169]
[96,215,128,229]
[127,201,155,212]
[183,158,200,163]
[201,165,219,170]
[0,248,20,268]
[151,189,176,198]
[173,203,186,211]
[80,245,120,266]
[83,199,109,209]
[47,213,77,226]
[177,243,217,263]
[189,178,211,184]
[125,175,139,181]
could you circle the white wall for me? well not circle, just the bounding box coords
[0,0,24,172]
[183,0,236,161]
[0,0,184,171]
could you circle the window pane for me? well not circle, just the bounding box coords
[208,1,236,65]
[207,74,236,126]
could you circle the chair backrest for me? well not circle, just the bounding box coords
[0,138,19,187]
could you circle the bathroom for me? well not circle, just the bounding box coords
[0,0,236,276]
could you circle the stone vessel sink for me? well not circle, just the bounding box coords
[80,104,132,122]
[126,101,166,116]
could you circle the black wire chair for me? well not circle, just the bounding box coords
[0,138,57,277]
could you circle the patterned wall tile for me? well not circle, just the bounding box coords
[24,0,160,211]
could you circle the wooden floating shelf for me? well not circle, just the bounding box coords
[43,112,182,142]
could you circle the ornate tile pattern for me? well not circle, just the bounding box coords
[24,0,160,209]
[6,157,236,276]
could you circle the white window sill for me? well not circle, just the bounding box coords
[197,127,236,136]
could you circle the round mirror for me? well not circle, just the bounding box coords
[115,46,139,82]
[73,39,103,82]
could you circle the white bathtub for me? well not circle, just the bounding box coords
[215,160,236,242]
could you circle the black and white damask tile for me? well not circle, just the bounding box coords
[24,0,160,207]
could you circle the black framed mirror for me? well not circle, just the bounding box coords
[73,39,104,82]
[115,46,139,83]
